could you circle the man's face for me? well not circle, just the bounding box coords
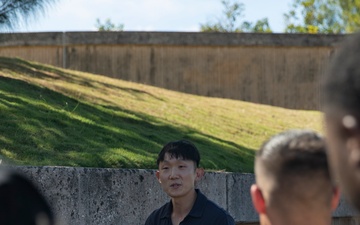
[324,114,360,209]
[156,153,200,199]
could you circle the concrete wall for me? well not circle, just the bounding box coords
[10,166,360,225]
[0,32,347,110]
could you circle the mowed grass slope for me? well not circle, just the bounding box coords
[0,57,322,172]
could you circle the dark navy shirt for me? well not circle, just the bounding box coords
[145,189,235,225]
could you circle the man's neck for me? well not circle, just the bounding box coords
[263,211,332,225]
[171,189,197,224]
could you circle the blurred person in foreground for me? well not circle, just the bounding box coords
[0,170,55,225]
[251,130,339,225]
[145,140,235,225]
[322,32,360,211]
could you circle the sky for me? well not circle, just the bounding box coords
[14,0,294,33]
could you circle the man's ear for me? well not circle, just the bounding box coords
[331,186,340,211]
[346,133,360,168]
[195,168,204,181]
[155,171,161,183]
[250,184,266,214]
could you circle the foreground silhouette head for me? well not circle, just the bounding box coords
[0,170,54,225]
[322,32,360,211]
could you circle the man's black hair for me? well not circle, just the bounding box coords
[157,140,200,167]
[321,33,360,114]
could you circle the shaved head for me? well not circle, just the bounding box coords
[255,130,333,214]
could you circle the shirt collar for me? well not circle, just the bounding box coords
[188,189,207,218]
[159,189,207,219]
[160,201,172,219]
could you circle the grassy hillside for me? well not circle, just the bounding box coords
[0,57,322,172]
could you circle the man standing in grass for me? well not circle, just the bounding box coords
[250,130,340,225]
[145,140,235,225]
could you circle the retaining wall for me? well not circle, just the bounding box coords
[10,166,360,225]
[0,32,347,110]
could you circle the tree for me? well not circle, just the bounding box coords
[200,0,272,33]
[95,18,124,32]
[0,0,57,30]
[284,0,360,34]
[339,0,360,32]
[241,18,272,33]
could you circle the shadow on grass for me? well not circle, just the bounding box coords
[0,57,165,102]
[0,63,255,172]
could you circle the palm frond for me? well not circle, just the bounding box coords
[0,0,57,30]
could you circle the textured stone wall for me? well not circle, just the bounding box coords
[9,166,359,225]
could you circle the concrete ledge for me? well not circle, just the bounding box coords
[0,32,64,46]
[6,166,358,225]
[0,32,347,47]
[228,173,258,222]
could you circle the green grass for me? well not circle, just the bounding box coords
[0,57,322,172]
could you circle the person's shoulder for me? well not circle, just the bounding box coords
[205,198,232,217]
[144,202,170,225]
[201,193,235,224]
